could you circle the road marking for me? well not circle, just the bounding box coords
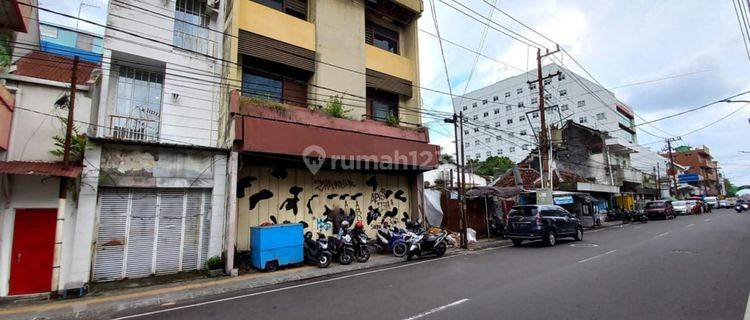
[744,291,750,320]
[578,249,617,263]
[402,298,469,320]
[686,223,695,228]
[705,218,711,222]
[111,251,473,319]
[654,232,670,238]
[634,226,643,229]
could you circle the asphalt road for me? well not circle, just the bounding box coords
[112,209,750,320]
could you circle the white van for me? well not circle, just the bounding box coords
[704,196,719,208]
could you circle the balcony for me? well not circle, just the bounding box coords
[612,165,643,185]
[605,137,637,155]
[365,44,415,84]
[231,91,439,169]
[238,0,315,52]
[108,115,159,142]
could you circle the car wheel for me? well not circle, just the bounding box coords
[512,239,523,246]
[543,231,556,247]
[573,228,583,241]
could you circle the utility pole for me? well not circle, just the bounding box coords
[656,162,662,199]
[527,45,560,191]
[444,113,468,249]
[52,56,78,295]
[664,137,681,197]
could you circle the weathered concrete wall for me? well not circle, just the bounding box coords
[98,146,216,188]
[236,166,413,251]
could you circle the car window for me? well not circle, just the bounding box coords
[645,202,665,209]
[509,207,538,217]
[558,210,571,218]
[673,201,685,206]
[540,210,557,217]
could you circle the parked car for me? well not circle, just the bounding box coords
[719,200,729,208]
[704,196,719,208]
[644,200,676,220]
[685,200,698,214]
[506,205,583,247]
[672,200,690,215]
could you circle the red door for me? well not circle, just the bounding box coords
[9,209,56,295]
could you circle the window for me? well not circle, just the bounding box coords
[496,135,502,141]
[465,142,470,147]
[174,0,211,54]
[493,96,499,101]
[462,106,468,111]
[497,149,503,155]
[559,89,567,96]
[505,92,511,98]
[529,83,537,90]
[561,104,569,111]
[507,119,513,124]
[254,0,308,20]
[577,100,586,107]
[509,147,516,152]
[472,103,477,108]
[367,89,399,122]
[520,130,527,136]
[366,21,399,53]
[474,128,479,132]
[596,112,606,120]
[579,116,588,123]
[522,144,529,150]
[482,99,488,105]
[464,130,469,135]
[242,57,308,106]
[495,122,501,127]
[544,79,551,85]
[473,115,478,120]
[544,93,552,100]
[483,112,489,117]
[518,102,525,108]
[112,65,164,141]
[485,137,491,143]
[486,151,492,157]
[506,105,512,111]
[508,132,515,137]
[475,140,480,145]
[532,112,539,118]
[517,88,523,94]
[558,73,566,80]
[494,108,500,114]
[531,97,538,104]
[475,153,481,159]
[519,115,525,121]
[484,124,490,129]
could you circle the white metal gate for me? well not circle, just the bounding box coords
[92,188,212,282]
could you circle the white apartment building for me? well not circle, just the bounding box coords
[453,63,637,163]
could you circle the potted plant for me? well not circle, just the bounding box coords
[206,256,223,277]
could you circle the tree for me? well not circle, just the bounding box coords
[724,178,738,197]
[440,154,455,164]
[474,156,515,177]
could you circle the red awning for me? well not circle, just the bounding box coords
[0,161,83,178]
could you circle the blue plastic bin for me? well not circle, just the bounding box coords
[250,223,304,271]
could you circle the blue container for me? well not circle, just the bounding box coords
[250,223,304,271]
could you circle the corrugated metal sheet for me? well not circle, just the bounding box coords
[125,189,157,278]
[156,190,184,275]
[92,190,128,281]
[0,161,83,178]
[13,51,99,85]
[366,69,413,97]
[238,30,315,73]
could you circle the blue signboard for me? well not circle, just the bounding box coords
[678,173,700,183]
[554,195,574,205]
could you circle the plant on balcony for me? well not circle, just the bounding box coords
[240,95,289,115]
[385,114,400,127]
[322,95,351,119]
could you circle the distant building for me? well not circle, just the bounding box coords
[39,23,103,63]
[668,145,721,196]
[453,62,637,163]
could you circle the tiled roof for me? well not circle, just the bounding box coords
[13,51,99,85]
[492,167,588,189]
[0,161,83,178]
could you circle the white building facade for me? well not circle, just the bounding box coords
[454,63,637,164]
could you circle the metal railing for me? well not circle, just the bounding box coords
[173,30,216,56]
[108,115,159,142]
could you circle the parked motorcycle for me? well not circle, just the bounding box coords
[405,229,448,261]
[328,222,355,265]
[304,231,332,268]
[735,203,748,213]
[373,222,409,257]
[350,221,371,262]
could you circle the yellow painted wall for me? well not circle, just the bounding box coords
[238,0,316,51]
[236,167,413,250]
[365,44,415,83]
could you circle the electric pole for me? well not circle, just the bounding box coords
[527,45,560,191]
[52,56,78,295]
[444,112,468,249]
[664,137,681,198]
[656,162,662,199]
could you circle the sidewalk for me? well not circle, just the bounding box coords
[0,240,508,320]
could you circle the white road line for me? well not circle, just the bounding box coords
[744,291,750,320]
[402,298,470,320]
[654,232,669,238]
[686,223,695,228]
[578,249,617,263]
[111,251,473,319]
[705,218,711,222]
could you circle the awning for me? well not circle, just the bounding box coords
[0,161,83,178]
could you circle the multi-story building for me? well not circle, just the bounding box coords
[222,0,439,271]
[454,62,637,163]
[669,145,721,196]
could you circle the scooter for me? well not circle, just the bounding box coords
[350,221,371,262]
[327,231,355,265]
[406,229,448,261]
[304,231,332,268]
[735,203,748,213]
[373,222,409,257]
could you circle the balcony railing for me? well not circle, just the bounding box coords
[612,165,643,184]
[108,115,159,142]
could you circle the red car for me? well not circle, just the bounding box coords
[644,200,676,220]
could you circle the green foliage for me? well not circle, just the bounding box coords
[385,114,399,126]
[322,95,351,119]
[725,179,738,197]
[240,95,289,115]
[0,34,11,73]
[49,119,87,163]
[473,156,515,177]
[440,154,455,164]
[206,256,223,270]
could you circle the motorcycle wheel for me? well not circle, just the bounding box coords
[317,253,332,268]
[339,251,354,265]
[434,243,446,257]
[356,246,371,262]
[392,243,408,257]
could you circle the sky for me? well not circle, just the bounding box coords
[38,0,750,186]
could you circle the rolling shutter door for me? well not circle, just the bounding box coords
[92,188,213,282]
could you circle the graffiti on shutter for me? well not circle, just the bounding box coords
[155,190,184,275]
[92,189,128,281]
[125,189,157,278]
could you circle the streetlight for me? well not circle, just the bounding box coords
[721,99,750,125]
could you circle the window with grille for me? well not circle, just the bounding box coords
[494,109,500,114]
[366,21,399,54]
[493,96,499,101]
[174,0,212,55]
[578,100,586,107]
[531,97,538,104]
[505,92,511,97]
[509,147,515,152]
[516,88,523,94]
[483,112,489,117]
[507,119,513,124]
[559,89,567,96]
[579,116,588,123]
[561,104,569,111]
[596,112,606,120]
[254,0,307,20]
[112,66,163,141]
